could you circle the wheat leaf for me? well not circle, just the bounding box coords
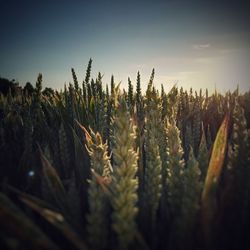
[202,114,229,202]
[0,192,58,250]
[20,196,88,250]
[39,146,68,213]
[201,113,229,247]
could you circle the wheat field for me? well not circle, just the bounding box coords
[0,59,249,250]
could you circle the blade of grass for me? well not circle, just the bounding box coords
[39,146,69,214]
[0,192,58,250]
[20,195,88,250]
[202,114,229,201]
[201,114,229,248]
[5,184,58,211]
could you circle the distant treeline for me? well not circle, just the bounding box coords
[0,77,54,96]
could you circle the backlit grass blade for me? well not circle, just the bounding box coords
[202,114,229,202]
[201,114,229,248]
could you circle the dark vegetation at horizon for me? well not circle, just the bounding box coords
[0,59,250,250]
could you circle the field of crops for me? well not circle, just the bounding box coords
[0,59,249,250]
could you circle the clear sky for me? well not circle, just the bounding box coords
[0,0,249,93]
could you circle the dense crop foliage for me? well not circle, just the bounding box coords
[0,60,250,250]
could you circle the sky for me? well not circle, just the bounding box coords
[0,0,249,93]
